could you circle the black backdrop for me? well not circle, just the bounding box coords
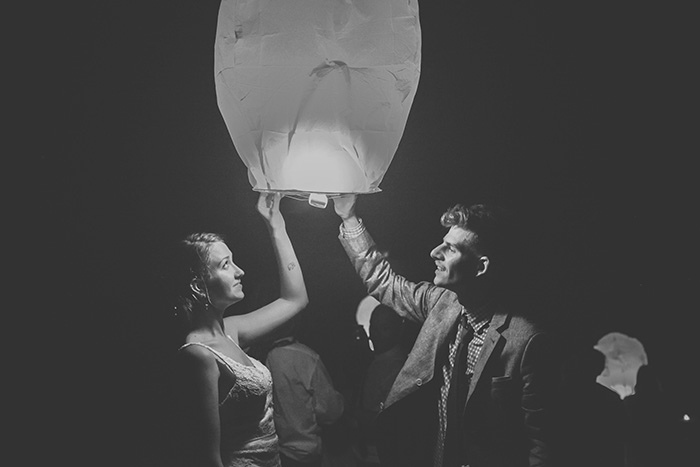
[39,1,696,465]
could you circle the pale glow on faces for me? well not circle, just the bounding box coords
[205,242,245,309]
[431,226,477,288]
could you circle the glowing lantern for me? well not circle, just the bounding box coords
[214,0,422,207]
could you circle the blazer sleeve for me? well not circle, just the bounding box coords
[339,227,448,324]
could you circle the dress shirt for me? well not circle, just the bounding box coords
[266,339,345,463]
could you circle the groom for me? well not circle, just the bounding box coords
[333,195,559,467]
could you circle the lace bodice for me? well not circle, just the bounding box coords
[179,338,280,467]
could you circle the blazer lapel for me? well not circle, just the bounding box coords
[384,297,463,408]
[465,309,509,404]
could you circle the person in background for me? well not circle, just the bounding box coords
[353,304,412,466]
[319,312,374,467]
[167,193,308,467]
[332,194,560,467]
[265,318,345,467]
[623,363,672,467]
[552,346,628,467]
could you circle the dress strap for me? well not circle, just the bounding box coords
[226,335,256,367]
[179,342,237,375]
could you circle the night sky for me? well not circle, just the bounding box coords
[41,1,696,465]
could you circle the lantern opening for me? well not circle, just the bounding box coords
[280,131,367,194]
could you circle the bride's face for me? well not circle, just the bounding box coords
[204,242,245,309]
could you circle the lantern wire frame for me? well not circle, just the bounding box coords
[253,188,381,208]
[253,188,381,202]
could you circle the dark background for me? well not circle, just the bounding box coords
[38,1,696,465]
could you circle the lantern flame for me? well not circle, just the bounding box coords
[281,131,366,194]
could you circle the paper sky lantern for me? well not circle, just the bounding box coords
[214,0,422,207]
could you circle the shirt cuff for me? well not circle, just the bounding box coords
[339,218,366,239]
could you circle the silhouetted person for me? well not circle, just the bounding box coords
[553,347,627,467]
[623,364,670,467]
[353,305,412,466]
[320,320,373,467]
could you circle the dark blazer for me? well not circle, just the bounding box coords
[340,229,558,467]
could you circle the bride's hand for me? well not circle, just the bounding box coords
[256,192,285,228]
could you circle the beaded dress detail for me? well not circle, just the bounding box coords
[179,339,280,467]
